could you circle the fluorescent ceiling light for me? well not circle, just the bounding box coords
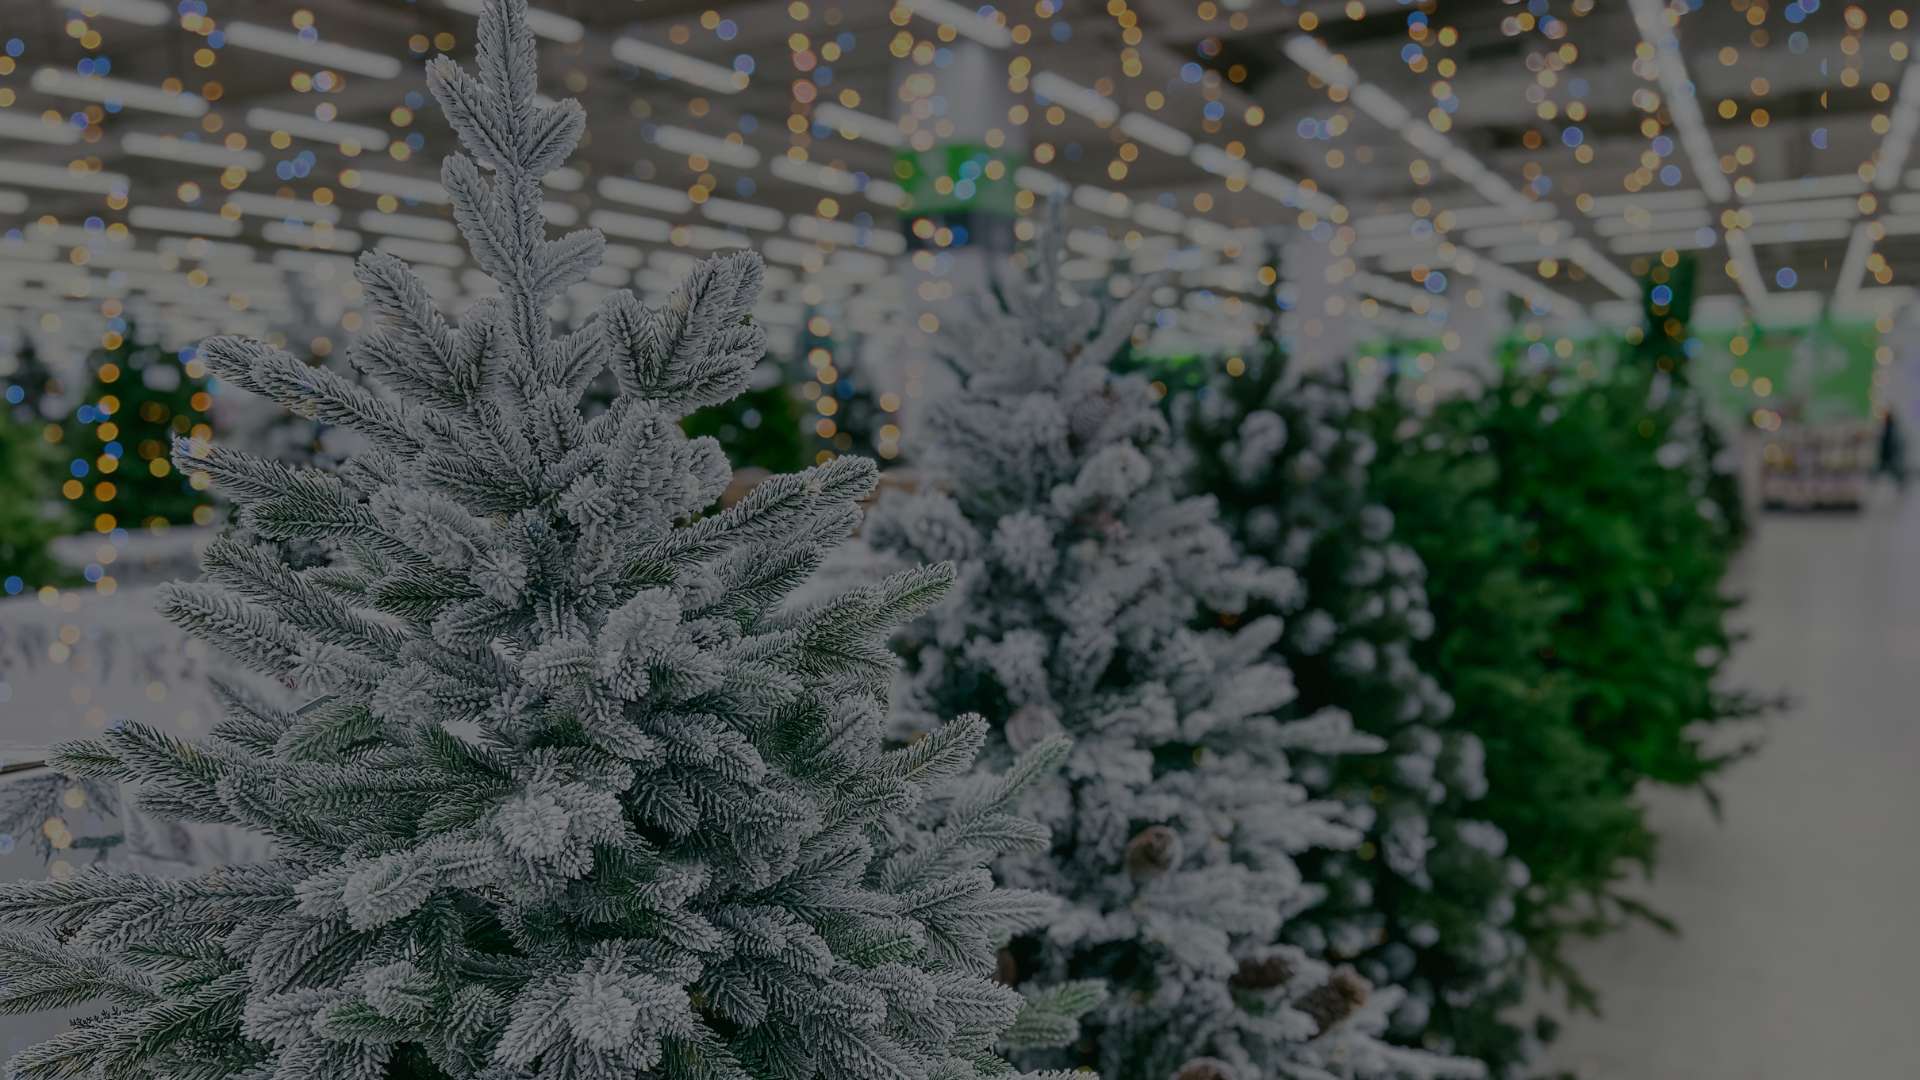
[1624,0,1731,203]
[1566,239,1640,300]
[1447,251,1579,315]
[1465,222,1572,248]
[61,0,169,24]
[1584,189,1710,215]
[1352,233,1441,259]
[1592,209,1714,236]
[1354,213,1418,237]
[1878,64,1920,191]
[600,244,645,268]
[1071,185,1130,219]
[376,237,465,267]
[347,169,447,203]
[612,37,745,94]
[1433,204,1554,228]
[260,222,361,251]
[1032,72,1118,126]
[898,0,1012,48]
[1741,197,1859,224]
[246,107,389,150]
[1349,84,1412,128]
[222,22,403,79]
[1744,220,1854,245]
[23,222,133,248]
[672,225,752,251]
[598,176,692,214]
[762,237,824,267]
[1117,112,1193,157]
[651,126,759,169]
[701,197,784,232]
[1745,174,1868,203]
[269,249,354,274]
[814,104,905,148]
[157,236,254,262]
[789,215,906,255]
[227,192,340,224]
[1132,202,1186,234]
[588,209,672,243]
[1827,222,1873,307]
[1486,243,1566,264]
[127,207,244,237]
[1249,168,1340,217]
[1189,143,1250,180]
[1606,230,1717,255]
[546,166,584,192]
[1351,271,1448,314]
[31,68,206,117]
[441,0,583,42]
[541,202,578,227]
[1014,166,1064,195]
[121,132,263,170]
[0,160,127,194]
[358,210,459,242]
[769,155,859,195]
[1067,229,1116,259]
[0,112,79,145]
[864,178,907,209]
[1723,229,1768,308]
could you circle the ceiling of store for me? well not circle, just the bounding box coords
[0,0,1909,366]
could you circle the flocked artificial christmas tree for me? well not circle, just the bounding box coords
[0,5,1090,1077]
[862,220,1481,1080]
[1168,340,1528,1074]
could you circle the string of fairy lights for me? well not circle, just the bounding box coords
[0,3,1912,686]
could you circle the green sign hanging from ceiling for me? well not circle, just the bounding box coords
[892,142,1022,217]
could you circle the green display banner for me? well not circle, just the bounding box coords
[1349,320,1881,423]
[893,142,1022,216]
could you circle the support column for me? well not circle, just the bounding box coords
[884,39,1024,438]
[1282,235,1356,378]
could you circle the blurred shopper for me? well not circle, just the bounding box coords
[1878,413,1907,490]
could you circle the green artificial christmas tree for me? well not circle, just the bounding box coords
[0,411,67,592]
[681,376,810,476]
[2,337,60,421]
[863,221,1481,1080]
[789,316,896,466]
[0,5,1091,1077]
[1626,253,1747,548]
[1363,378,1658,1031]
[1459,362,1766,803]
[2,337,74,590]
[1167,341,1528,1074]
[61,327,215,533]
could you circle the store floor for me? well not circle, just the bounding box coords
[1540,487,1920,1077]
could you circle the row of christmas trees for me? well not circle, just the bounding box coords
[0,5,1759,1078]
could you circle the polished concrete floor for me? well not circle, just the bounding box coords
[1541,487,1920,1077]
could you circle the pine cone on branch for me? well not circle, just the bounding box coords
[1298,965,1371,1035]
[1125,824,1181,882]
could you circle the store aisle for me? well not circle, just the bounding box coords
[1541,490,1920,1077]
